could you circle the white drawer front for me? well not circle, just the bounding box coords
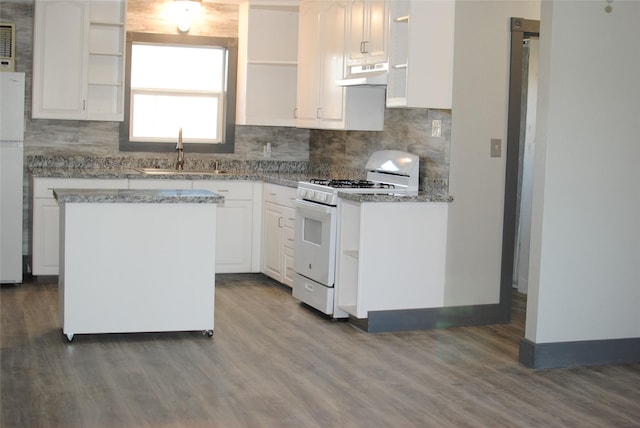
[282,206,296,229]
[193,180,253,200]
[128,179,192,190]
[263,183,297,207]
[292,274,333,315]
[283,226,295,250]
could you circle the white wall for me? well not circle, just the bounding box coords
[526,1,640,343]
[445,0,540,306]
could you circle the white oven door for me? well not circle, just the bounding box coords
[294,199,337,287]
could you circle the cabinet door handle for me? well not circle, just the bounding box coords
[293,107,298,119]
[278,217,283,228]
[83,100,86,111]
[361,41,369,54]
[316,108,322,119]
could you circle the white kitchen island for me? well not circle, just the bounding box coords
[54,188,223,341]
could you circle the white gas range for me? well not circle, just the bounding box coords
[293,150,420,318]
[296,150,420,207]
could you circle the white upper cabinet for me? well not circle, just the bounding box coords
[345,0,389,70]
[236,1,299,127]
[32,0,126,121]
[386,0,455,109]
[32,1,88,120]
[295,0,323,126]
[296,0,385,131]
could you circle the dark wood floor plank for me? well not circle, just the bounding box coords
[2,276,640,427]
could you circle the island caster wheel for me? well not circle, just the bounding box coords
[203,330,214,337]
[65,333,74,342]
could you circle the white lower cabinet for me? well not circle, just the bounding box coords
[31,177,129,275]
[262,183,297,287]
[192,181,262,274]
[32,198,63,275]
[336,199,448,318]
[32,177,261,276]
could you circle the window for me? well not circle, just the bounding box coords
[120,32,238,153]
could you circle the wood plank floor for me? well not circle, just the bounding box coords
[2,274,639,427]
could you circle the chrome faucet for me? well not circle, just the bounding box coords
[176,128,185,170]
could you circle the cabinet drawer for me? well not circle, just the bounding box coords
[128,179,192,190]
[282,206,296,229]
[292,274,333,315]
[263,183,297,207]
[33,178,128,198]
[193,180,253,200]
[283,226,295,249]
[283,247,295,288]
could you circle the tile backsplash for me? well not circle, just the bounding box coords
[309,108,451,185]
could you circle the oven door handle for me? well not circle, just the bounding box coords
[295,199,334,214]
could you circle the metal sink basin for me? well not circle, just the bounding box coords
[134,168,229,176]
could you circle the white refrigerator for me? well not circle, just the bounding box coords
[1,72,25,283]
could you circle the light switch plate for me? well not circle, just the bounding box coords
[490,138,502,157]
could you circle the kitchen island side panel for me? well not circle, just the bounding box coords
[358,202,448,313]
[59,202,216,336]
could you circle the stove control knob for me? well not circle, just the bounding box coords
[306,190,315,199]
[319,193,328,202]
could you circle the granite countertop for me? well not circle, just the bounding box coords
[54,188,224,204]
[33,167,453,203]
[29,167,308,189]
[338,191,453,203]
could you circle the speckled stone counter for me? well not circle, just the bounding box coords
[29,168,142,180]
[54,188,224,204]
[338,191,453,203]
[33,168,453,202]
[31,167,308,189]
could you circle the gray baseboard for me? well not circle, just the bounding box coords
[519,337,640,369]
[349,303,508,333]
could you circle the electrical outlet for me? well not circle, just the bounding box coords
[431,120,442,137]
[490,138,502,157]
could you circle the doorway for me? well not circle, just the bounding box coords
[499,18,540,318]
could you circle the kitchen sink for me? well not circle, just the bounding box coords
[134,168,229,176]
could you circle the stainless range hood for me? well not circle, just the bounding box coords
[336,63,388,86]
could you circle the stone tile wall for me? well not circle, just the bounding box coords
[309,108,451,186]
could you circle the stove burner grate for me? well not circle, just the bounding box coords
[309,178,396,189]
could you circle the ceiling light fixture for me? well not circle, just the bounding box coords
[174,0,202,33]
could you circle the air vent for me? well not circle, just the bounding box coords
[0,23,16,71]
